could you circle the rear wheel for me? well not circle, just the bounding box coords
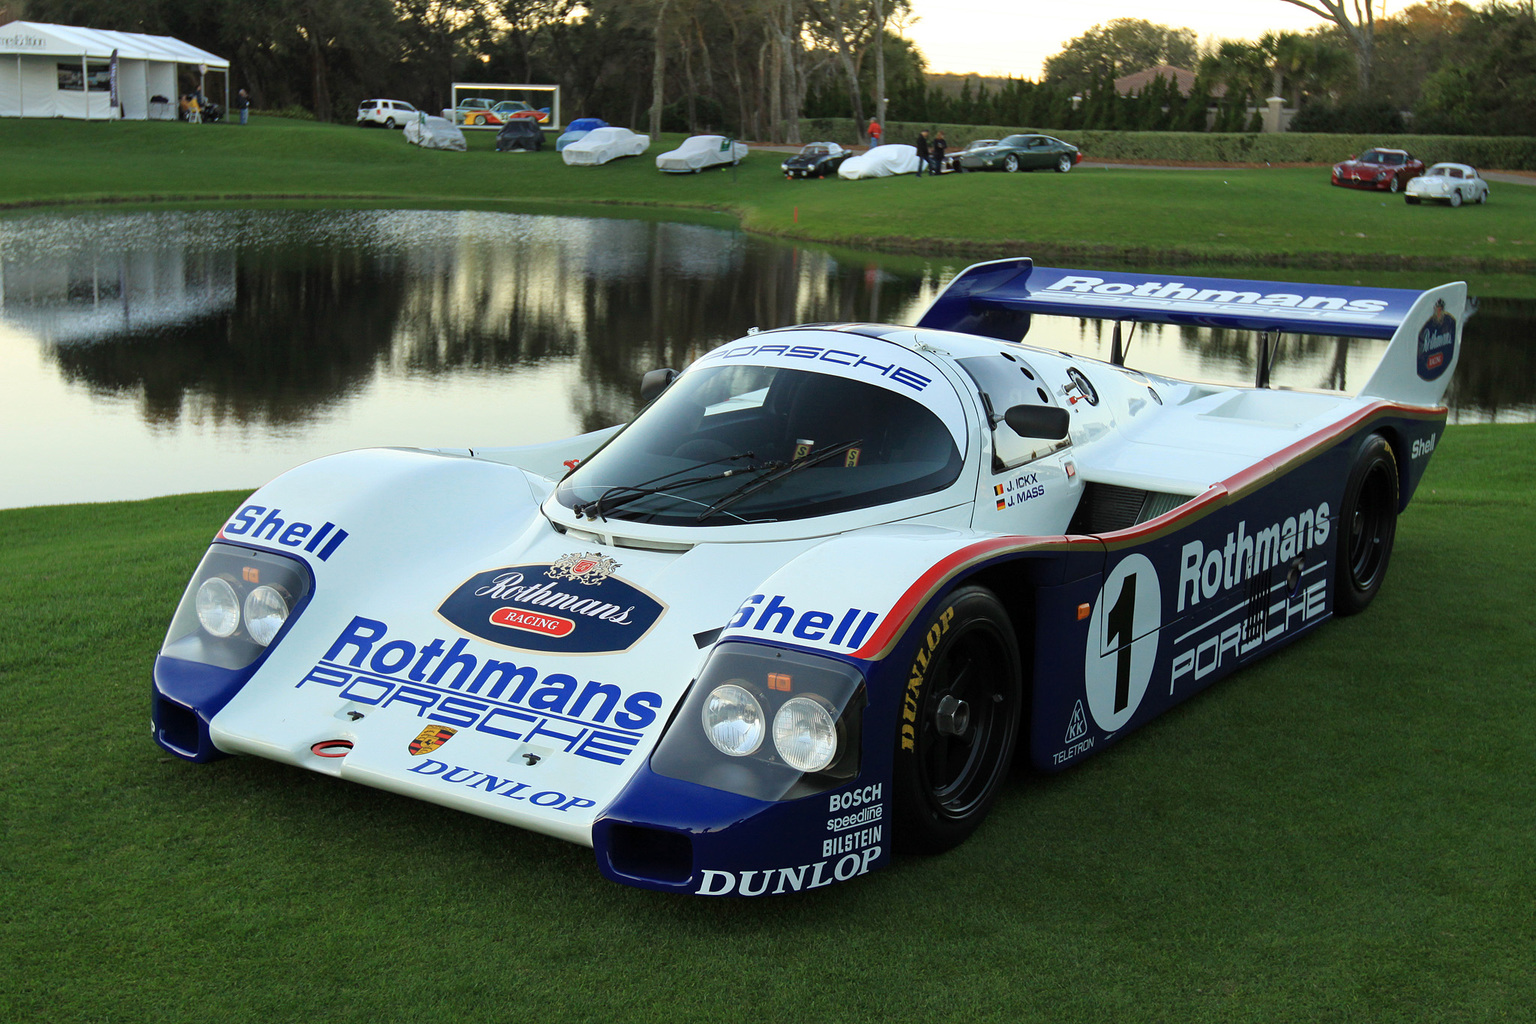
[383,117,395,129]
[894,586,1022,853]
[1003,154,1019,173]
[1334,435,1399,616]
[1056,154,1073,173]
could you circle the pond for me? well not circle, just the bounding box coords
[2,208,1532,510]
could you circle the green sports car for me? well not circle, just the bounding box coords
[958,134,1081,173]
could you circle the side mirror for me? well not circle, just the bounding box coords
[640,367,678,405]
[1004,404,1071,440]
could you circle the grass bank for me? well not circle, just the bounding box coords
[4,118,1536,288]
[1,425,1533,1023]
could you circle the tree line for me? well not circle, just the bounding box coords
[7,0,1533,136]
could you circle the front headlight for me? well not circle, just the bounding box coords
[773,696,838,772]
[652,642,866,802]
[702,682,766,756]
[196,577,240,638]
[161,545,312,669]
[243,585,291,647]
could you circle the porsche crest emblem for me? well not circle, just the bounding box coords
[547,552,620,585]
[409,725,457,756]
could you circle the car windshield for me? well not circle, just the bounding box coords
[800,145,828,156]
[554,363,964,526]
[1362,150,1404,166]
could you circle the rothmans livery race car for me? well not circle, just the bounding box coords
[152,259,1462,896]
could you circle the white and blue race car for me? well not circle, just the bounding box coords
[152,258,1461,896]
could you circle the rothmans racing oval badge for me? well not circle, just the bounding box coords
[437,554,667,654]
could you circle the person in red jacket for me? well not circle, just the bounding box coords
[867,118,882,148]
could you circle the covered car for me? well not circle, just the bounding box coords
[495,120,545,152]
[958,134,1080,173]
[1331,148,1424,192]
[656,135,749,173]
[562,127,651,167]
[403,114,466,152]
[781,142,851,179]
[837,144,921,180]
[1405,163,1489,207]
[152,258,1462,897]
[556,118,607,151]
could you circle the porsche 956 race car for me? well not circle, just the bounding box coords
[152,258,1461,896]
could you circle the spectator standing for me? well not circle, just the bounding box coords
[932,131,947,175]
[867,118,882,148]
[237,88,250,125]
[915,130,930,177]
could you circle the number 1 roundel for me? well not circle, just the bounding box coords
[1084,553,1161,733]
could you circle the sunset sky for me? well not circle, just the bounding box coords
[902,0,1339,79]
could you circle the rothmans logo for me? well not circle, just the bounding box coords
[548,552,619,585]
[1041,275,1390,315]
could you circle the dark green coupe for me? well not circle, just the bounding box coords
[957,134,1081,173]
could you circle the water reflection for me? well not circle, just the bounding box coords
[1,208,1531,508]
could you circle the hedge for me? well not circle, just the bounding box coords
[795,118,1536,171]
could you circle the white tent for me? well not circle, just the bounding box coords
[0,21,228,121]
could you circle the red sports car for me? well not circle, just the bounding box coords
[1331,148,1424,192]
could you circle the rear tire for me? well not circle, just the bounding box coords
[1334,435,1398,616]
[894,586,1022,853]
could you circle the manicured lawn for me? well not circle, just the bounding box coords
[4,118,1535,291]
[1,425,1532,1023]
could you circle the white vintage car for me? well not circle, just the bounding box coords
[152,259,1461,896]
[1404,163,1489,206]
[656,135,749,173]
[561,126,651,167]
[838,144,922,180]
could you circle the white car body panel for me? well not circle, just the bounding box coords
[838,145,922,179]
[562,127,651,166]
[656,135,750,172]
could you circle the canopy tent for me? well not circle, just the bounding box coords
[0,21,228,120]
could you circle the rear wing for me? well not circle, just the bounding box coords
[917,258,1465,407]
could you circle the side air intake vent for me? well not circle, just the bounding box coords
[1068,484,1191,534]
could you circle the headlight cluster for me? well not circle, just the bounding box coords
[195,575,291,646]
[654,642,865,802]
[702,684,838,772]
[161,545,312,670]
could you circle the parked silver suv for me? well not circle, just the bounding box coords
[356,99,418,128]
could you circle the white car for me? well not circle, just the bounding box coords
[1405,163,1489,207]
[838,144,922,180]
[151,258,1461,896]
[356,99,418,129]
[656,135,750,173]
[562,127,652,167]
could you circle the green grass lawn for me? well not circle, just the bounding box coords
[1,425,1532,1023]
[4,118,1536,293]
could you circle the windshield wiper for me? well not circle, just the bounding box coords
[694,439,863,523]
[572,452,762,521]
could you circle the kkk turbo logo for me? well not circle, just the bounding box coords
[409,724,457,756]
[438,560,667,654]
[548,552,619,585]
